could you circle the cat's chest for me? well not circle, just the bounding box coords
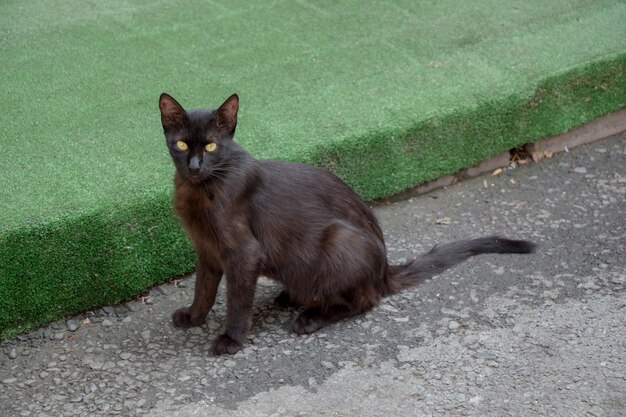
[173,181,217,233]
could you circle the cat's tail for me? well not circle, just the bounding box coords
[383,236,536,296]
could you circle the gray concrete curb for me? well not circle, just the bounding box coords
[376,109,626,204]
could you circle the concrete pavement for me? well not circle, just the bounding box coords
[1,132,624,417]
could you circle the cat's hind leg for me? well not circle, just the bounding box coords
[292,286,379,335]
[274,290,301,310]
[292,305,350,334]
[291,221,385,334]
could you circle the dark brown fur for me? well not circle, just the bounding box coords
[159,93,536,355]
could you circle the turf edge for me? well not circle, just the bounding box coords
[1,54,625,338]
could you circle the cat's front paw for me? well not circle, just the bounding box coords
[171,307,205,328]
[211,334,243,355]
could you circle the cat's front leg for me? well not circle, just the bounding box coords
[211,251,260,355]
[172,257,222,328]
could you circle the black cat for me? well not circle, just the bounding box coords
[159,93,536,355]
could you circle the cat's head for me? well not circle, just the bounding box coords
[159,93,239,184]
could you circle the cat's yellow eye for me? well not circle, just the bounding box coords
[175,140,188,151]
[205,143,217,152]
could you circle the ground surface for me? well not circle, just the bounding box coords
[1,133,624,416]
[1,0,625,337]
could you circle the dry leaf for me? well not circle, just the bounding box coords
[531,150,555,162]
[435,217,451,225]
[492,168,503,176]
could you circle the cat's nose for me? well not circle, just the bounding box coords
[188,156,201,172]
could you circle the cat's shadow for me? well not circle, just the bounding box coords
[173,283,300,351]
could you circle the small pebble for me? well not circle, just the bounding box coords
[8,348,17,359]
[448,320,461,330]
[66,320,79,332]
[154,285,169,295]
[53,332,64,341]
[101,306,115,315]
[102,319,113,327]
[122,302,137,312]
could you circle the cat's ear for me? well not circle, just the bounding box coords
[159,93,187,130]
[214,94,239,134]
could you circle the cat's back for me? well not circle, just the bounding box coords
[257,159,355,200]
[255,159,379,232]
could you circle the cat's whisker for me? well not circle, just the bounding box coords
[207,169,231,180]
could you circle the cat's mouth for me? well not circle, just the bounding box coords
[185,172,205,184]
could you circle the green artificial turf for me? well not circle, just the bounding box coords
[1,0,625,337]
